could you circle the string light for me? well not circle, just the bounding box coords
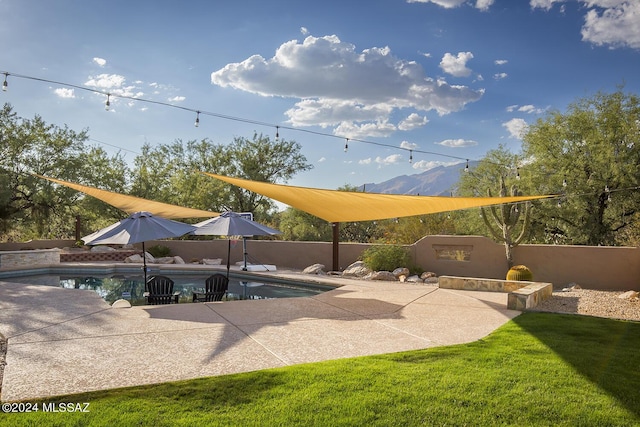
[409,150,413,164]
[516,167,520,180]
[2,73,7,92]
[562,176,567,187]
[104,94,110,111]
[194,111,200,127]
[344,138,349,153]
[275,126,279,141]
[464,159,469,172]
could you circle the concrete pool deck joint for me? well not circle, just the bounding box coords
[0,271,521,402]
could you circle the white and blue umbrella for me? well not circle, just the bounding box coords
[82,211,197,283]
[192,211,281,277]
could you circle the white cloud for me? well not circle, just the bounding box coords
[436,138,478,147]
[93,57,107,67]
[168,96,186,102]
[359,158,372,165]
[318,156,326,162]
[400,140,419,150]
[54,88,75,98]
[334,120,397,139]
[493,72,508,80]
[503,118,529,139]
[529,0,563,10]
[398,113,428,130]
[85,73,126,89]
[439,52,474,77]
[581,2,640,49]
[375,154,403,166]
[507,104,545,114]
[531,1,640,49]
[494,59,508,65]
[407,0,494,10]
[300,27,309,35]
[211,35,483,137]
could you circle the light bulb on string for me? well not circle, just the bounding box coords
[2,73,8,92]
[194,111,200,127]
[464,159,469,172]
[105,94,111,111]
[344,138,349,153]
[562,176,567,187]
[516,167,520,180]
[275,126,279,141]
[409,150,413,164]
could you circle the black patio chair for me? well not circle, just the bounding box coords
[144,275,180,304]
[193,273,229,302]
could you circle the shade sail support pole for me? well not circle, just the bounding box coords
[332,222,340,272]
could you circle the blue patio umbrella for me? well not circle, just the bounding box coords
[192,211,281,277]
[82,211,197,283]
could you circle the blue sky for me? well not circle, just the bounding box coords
[1,0,639,190]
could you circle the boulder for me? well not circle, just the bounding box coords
[155,257,175,264]
[406,275,423,283]
[366,271,397,281]
[173,256,186,264]
[392,267,410,278]
[144,252,156,264]
[303,264,326,275]
[618,290,639,300]
[111,299,132,308]
[420,272,437,280]
[90,246,115,252]
[342,261,371,277]
[561,282,581,292]
[203,258,223,265]
[424,276,439,285]
[124,254,143,263]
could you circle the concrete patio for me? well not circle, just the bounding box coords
[0,272,520,402]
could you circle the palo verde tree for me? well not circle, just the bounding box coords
[522,88,640,246]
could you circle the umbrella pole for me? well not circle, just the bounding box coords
[226,239,231,279]
[242,237,248,271]
[142,241,147,284]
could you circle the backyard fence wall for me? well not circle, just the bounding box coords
[1,236,638,291]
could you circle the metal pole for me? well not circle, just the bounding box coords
[332,222,340,272]
[242,237,248,271]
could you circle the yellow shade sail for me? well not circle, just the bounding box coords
[203,172,555,223]
[36,175,218,219]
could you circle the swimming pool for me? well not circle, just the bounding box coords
[8,273,330,305]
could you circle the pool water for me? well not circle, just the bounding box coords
[9,274,328,305]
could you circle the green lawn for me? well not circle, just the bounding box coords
[2,312,639,426]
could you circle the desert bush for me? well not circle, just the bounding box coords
[147,245,171,258]
[361,245,411,272]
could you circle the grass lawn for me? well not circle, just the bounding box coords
[2,312,639,426]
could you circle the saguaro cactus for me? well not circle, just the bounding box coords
[481,176,531,268]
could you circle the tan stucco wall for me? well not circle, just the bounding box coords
[2,237,638,291]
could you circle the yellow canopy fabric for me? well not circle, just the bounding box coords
[203,172,555,223]
[37,175,217,219]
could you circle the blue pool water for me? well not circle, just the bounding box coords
[9,273,329,305]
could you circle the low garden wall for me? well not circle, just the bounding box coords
[0,248,60,269]
[1,236,638,291]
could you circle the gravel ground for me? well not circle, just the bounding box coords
[532,288,640,322]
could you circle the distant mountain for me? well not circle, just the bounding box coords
[358,161,478,196]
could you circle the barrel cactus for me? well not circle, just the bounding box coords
[506,265,533,281]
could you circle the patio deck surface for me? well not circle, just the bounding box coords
[0,269,520,402]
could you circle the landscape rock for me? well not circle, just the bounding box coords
[398,275,407,282]
[144,252,156,264]
[173,256,185,264]
[342,261,371,277]
[561,282,582,292]
[366,271,397,281]
[202,258,223,265]
[111,299,132,308]
[392,267,410,278]
[406,275,423,283]
[124,254,143,263]
[424,276,439,285]
[303,264,326,275]
[618,290,639,300]
[155,257,175,264]
[90,246,116,252]
[421,272,437,280]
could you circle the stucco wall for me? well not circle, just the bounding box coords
[2,237,638,291]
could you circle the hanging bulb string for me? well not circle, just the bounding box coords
[1,69,475,164]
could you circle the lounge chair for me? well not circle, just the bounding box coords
[144,275,180,304]
[193,273,229,302]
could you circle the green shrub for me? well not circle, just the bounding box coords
[147,245,171,258]
[361,245,411,272]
